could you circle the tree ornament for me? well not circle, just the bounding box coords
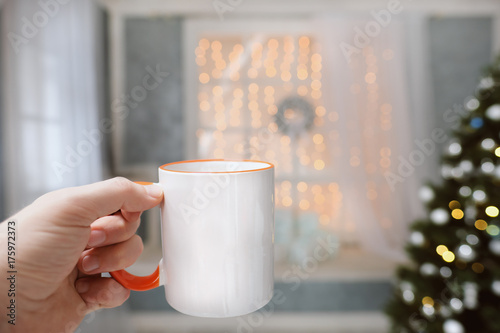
[447,142,462,156]
[481,138,496,150]
[479,76,494,90]
[440,266,452,278]
[459,160,473,173]
[430,208,449,225]
[463,282,478,309]
[399,281,414,292]
[491,280,500,296]
[441,165,453,179]
[465,234,479,245]
[472,190,486,203]
[464,205,477,222]
[420,263,438,276]
[470,117,484,129]
[410,231,425,246]
[489,239,500,255]
[440,305,452,318]
[457,244,476,262]
[443,319,465,333]
[458,186,472,197]
[451,167,464,179]
[449,298,464,313]
[486,104,500,121]
[418,186,435,203]
[481,161,495,174]
[401,290,415,304]
[465,97,480,111]
[421,304,435,317]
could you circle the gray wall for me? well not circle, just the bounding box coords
[128,281,392,312]
[122,17,184,167]
[0,9,4,221]
[429,16,493,134]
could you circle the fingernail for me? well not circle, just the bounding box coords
[82,255,100,272]
[76,280,89,294]
[88,230,106,247]
[145,184,163,198]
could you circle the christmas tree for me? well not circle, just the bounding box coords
[386,59,500,333]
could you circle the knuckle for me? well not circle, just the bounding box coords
[111,177,133,193]
[132,234,144,253]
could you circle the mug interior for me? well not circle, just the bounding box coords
[160,159,273,173]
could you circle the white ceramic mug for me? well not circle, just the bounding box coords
[110,159,275,318]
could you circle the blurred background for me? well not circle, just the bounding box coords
[1,0,499,332]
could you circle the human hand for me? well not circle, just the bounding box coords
[0,177,163,333]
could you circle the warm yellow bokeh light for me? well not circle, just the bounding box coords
[199,38,210,50]
[365,72,377,84]
[422,296,434,307]
[199,73,210,84]
[212,86,223,96]
[297,182,308,192]
[451,209,464,219]
[266,67,277,78]
[281,180,292,190]
[297,69,308,80]
[211,40,222,51]
[471,262,484,273]
[475,219,488,230]
[280,135,291,145]
[436,245,448,256]
[311,184,322,193]
[282,196,292,207]
[316,106,326,117]
[442,251,455,263]
[319,214,330,225]
[300,155,311,165]
[213,148,224,158]
[314,194,325,204]
[199,101,210,112]
[299,36,310,48]
[299,200,310,210]
[313,134,324,145]
[281,71,292,82]
[486,206,499,217]
[495,147,500,157]
[448,200,461,209]
[314,160,325,170]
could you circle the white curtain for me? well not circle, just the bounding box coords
[317,15,432,261]
[1,0,105,215]
[1,0,136,331]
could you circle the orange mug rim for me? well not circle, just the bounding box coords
[159,159,274,174]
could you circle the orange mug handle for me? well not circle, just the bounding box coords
[109,181,162,291]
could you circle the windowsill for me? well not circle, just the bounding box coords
[127,244,399,281]
[131,312,389,333]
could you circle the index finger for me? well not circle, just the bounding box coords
[35,177,163,226]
